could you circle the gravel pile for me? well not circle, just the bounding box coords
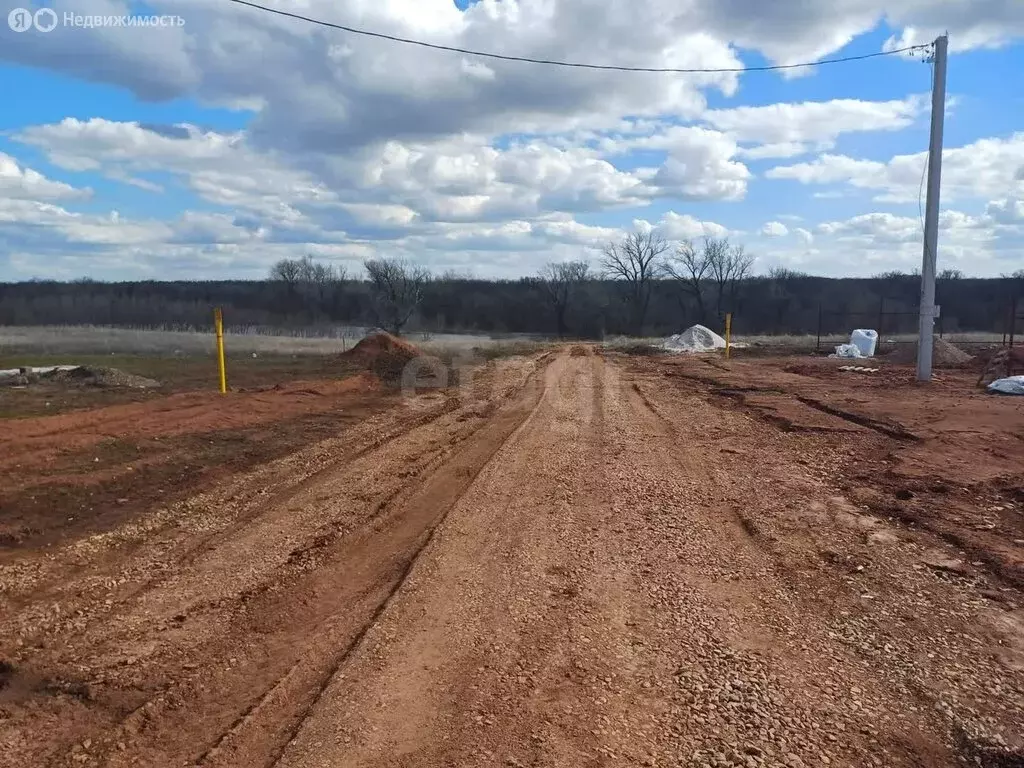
[41,366,161,388]
[664,325,728,353]
[886,338,972,367]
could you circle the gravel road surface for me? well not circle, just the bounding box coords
[1,349,1021,767]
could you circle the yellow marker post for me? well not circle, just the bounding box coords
[214,307,227,394]
[725,313,732,360]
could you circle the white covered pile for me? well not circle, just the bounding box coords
[662,325,728,353]
[988,376,1024,395]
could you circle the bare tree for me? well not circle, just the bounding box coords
[364,257,431,335]
[269,258,302,287]
[538,261,590,337]
[767,266,808,281]
[269,258,304,311]
[938,268,965,281]
[602,231,669,335]
[705,238,753,318]
[663,239,711,324]
[725,244,754,314]
[270,256,347,316]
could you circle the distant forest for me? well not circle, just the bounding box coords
[1,254,1022,341]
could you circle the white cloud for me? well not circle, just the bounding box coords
[6,0,1011,173]
[766,133,1024,203]
[0,152,90,201]
[636,211,730,240]
[2,2,1023,280]
[761,221,789,237]
[739,142,812,160]
[16,118,339,228]
[793,227,814,245]
[648,128,750,201]
[985,198,1024,225]
[707,96,925,157]
[758,204,1021,276]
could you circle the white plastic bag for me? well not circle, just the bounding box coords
[988,376,1024,395]
[850,329,878,358]
[833,343,864,359]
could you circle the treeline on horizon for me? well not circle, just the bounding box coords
[1,268,1022,340]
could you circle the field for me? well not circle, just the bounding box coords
[1,336,1022,767]
[0,325,542,357]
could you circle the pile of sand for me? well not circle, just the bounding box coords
[663,324,727,353]
[886,338,973,367]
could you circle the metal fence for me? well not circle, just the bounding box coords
[813,297,1022,354]
[1002,296,1022,349]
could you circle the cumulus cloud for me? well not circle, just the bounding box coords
[707,96,925,157]
[647,128,750,201]
[985,198,1024,224]
[761,221,789,237]
[635,211,730,240]
[793,227,814,245]
[2,1,1023,279]
[756,204,1021,276]
[5,0,1015,161]
[0,152,91,201]
[766,133,1024,202]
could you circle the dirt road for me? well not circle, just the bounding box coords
[2,349,1022,767]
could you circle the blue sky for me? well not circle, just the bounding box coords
[0,0,1022,280]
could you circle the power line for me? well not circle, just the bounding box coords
[224,0,930,74]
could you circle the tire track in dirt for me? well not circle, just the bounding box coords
[271,352,618,768]
[197,362,554,768]
[2,398,449,617]
[0,357,550,768]
[75,356,554,768]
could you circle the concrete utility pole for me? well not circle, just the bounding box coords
[917,33,948,382]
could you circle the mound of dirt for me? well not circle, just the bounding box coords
[342,332,425,382]
[40,366,161,389]
[343,332,422,363]
[569,345,590,357]
[886,338,973,367]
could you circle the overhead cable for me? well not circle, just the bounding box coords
[225,0,931,74]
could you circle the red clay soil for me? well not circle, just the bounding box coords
[2,350,1022,768]
[0,372,392,550]
[341,331,422,365]
[647,352,1024,588]
[0,373,380,486]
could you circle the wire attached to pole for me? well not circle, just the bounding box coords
[223,0,930,74]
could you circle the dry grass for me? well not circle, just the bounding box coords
[0,326,546,359]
